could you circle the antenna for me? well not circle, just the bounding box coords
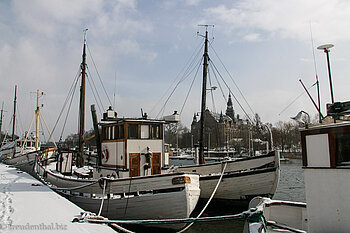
[309,23,322,123]
[317,44,335,104]
[83,28,88,42]
[197,24,215,40]
[113,71,117,109]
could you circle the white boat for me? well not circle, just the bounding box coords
[35,31,200,230]
[35,109,201,230]
[1,88,56,175]
[244,101,350,233]
[174,151,279,203]
[170,27,280,204]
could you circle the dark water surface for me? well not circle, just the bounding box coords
[178,158,304,233]
[127,159,305,233]
[273,159,305,202]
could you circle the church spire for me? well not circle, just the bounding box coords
[219,111,224,123]
[226,93,235,122]
[192,113,197,123]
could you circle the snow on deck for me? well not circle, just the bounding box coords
[0,163,115,233]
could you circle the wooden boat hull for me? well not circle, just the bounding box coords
[62,188,196,230]
[3,151,38,175]
[174,151,280,203]
[5,149,55,176]
[35,161,200,230]
[174,151,277,174]
[200,166,279,202]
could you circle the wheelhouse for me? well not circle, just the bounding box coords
[95,113,168,179]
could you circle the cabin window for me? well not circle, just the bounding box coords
[104,127,108,140]
[140,125,149,139]
[120,125,124,139]
[128,125,138,139]
[152,125,160,139]
[114,126,119,139]
[102,127,106,140]
[335,133,350,165]
[17,142,21,147]
[27,141,31,147]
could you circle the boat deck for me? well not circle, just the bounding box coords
[0,163,115,233]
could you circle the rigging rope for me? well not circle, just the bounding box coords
[210,61,227,103]
[87,44,113,107]
[49,67,81,142]
[39,117,46,142]
[86,68,103,115]
[152,41,204,118]
[59,74,80,142]
[207,66,216,113]
[210,43,256,116]
[178,162,228,233]
[157,55,204,118]
[209,60,254,124]
[180,57,203,115]
[39,111,57,148]
[278,82,316,116]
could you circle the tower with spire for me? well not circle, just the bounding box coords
[225,93,235,123]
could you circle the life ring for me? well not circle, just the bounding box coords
[101,147,109,163]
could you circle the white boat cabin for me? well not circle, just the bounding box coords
[300,122,350,233]
[93,109,169,179]
[0,138,39,159]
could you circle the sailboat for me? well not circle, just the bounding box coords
[34,31,200,230]
[171,27,280,204]
[0,87,56,175]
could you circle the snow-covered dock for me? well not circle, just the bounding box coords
[0,163,115,233]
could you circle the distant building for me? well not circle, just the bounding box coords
[191,94,243,149]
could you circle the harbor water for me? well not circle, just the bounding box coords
[166,158,305,233]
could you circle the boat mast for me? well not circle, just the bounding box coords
[12,85,17,157]
[12,85,17,142]
[35,89,40,150]
[0,102,4,140]
[199,27,209,165]
[78,29,87,167]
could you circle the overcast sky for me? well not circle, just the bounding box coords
[1,0,350,142]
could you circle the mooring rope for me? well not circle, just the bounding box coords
[178,161,228,233]
[98,179,107,216]
[83,210,264,225]
[109,223,135,233]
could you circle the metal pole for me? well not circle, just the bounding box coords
[316,75,322,123]
[317,44,334,104]
[299,79,324,119]
[325,49,334,104]
[91,104,102,166]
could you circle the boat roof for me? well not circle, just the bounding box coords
[100,117,166,125]
[300,121,350,132]
[0,141,15,151]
